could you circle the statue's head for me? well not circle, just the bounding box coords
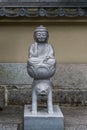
[36,83,50,95]
[34,25,49,43]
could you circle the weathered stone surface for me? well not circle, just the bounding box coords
[0,105,87,130]
[0,105,23,130]
[0,86,87,106]
[0,87,5,110]
[0,124,18,130]
[0,63,87,89]
[65,125,87,130]
[8,86,32,105]
[61,106,87,130]
[52,64,87,89]
[0,63,87,106]
[0,63,86,87]
[53,89,87,106]
[24,105,64,130]
[0,63,32,85]
[0,87,87,106]
[3,86,87,106]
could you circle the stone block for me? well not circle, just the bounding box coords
[0,63,32,85]
[53,89,87,106]
[0,63,87,106]
[0,124,18,130]
[0,105,23,130]
[24,105,64,130]
[61,106,87,130]
[52,64,87,90]
[0,87,5,110]
[8,86,31,105]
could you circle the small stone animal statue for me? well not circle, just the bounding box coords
[32,80,53,114]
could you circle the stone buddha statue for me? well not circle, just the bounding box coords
[25,26,64,129]
[27,25,56,79]
[27,25,56,114]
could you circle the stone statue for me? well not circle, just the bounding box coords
[27,25,56,114]
[25,25,64,130]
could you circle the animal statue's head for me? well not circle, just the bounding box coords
[36,83,50,95]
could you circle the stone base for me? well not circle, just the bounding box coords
[24,105,64,130]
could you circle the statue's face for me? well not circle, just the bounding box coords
[36,84,49,95]
[35,31,48,43]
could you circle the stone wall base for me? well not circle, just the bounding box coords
[0,63,87,108]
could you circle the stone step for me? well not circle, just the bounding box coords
[0,105,87,130]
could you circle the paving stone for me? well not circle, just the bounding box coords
[65,125,87,130]
[61,106,87,130]
[0,124,18,130]
[0,105,23,130]
[0,105,87,130]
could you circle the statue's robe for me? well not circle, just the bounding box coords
[28,42,56,68]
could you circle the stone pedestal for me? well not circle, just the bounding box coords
[24,105,64,130]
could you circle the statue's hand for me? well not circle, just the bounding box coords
[43,57,49,63]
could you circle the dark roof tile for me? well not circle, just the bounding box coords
[1,0,87,2]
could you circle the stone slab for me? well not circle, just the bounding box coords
[0,105,87,130]
[0,88,5,109]
[1,86,86,106]
[24,105,64,130]
[0,63,32,85]
[0,124,18,130]
[52,64,87,89]
[61,106,87,130]
[0,63,87,89]
[0,105,23,130]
